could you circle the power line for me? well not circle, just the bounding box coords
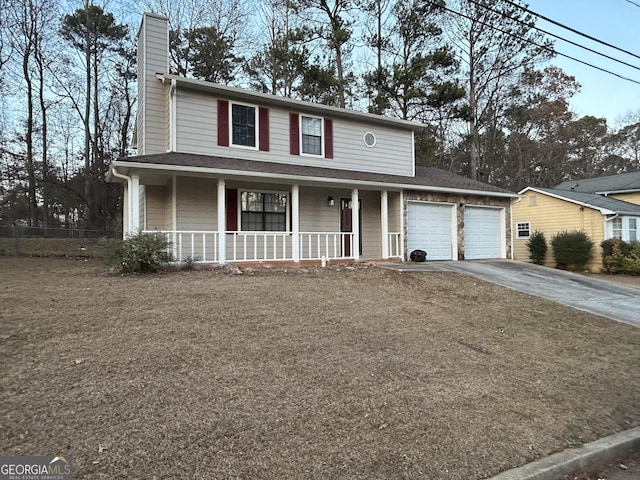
[502,0,640,61]
[466,0,640,72]
[432,1,640,86]
[624,0,640,9]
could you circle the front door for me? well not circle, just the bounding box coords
[340,198,362,257]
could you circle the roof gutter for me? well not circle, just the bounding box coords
[111,160,520,199]
[110,166,133,233]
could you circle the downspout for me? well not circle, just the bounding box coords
[111,166,132,235]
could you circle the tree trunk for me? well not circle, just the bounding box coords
[23,33,37,226]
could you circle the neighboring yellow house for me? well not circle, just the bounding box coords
[512,187,640,272]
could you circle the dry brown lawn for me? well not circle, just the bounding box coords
[1,257,639,479]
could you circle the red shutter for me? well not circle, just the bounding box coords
[226,188,238,231]
[259,107,269,151]
[218,100,229,146]
[289,113,300,155]
[324,118,333,159]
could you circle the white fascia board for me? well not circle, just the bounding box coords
[112,160,520,199]
[595,189,640,195]
[523,187,615,215]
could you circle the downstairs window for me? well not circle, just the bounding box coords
[240,192,287,231]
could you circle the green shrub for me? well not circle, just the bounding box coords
[526,230,547,265]
[104,231,171,273]
[601,238,640,275]
[550,230,594,271]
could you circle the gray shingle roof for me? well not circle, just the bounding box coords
[555,171,640,193]
[535,187,640,214]
[114,152,517,197]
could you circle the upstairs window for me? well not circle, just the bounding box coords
[241,191,287,231]
[232,103,256,148]
[218,100,269,151]
[289,113,333,158]
[516,222,531,239]
[301,116,323,155]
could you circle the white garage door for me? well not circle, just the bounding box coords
[464,207,503,259]
[407,202,454,260]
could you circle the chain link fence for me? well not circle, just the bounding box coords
[0,224,113,257]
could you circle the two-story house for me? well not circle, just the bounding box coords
[107,13,518,265]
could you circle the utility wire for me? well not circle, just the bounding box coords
[431,1,640,86]
[466,0,640,72]
[624,0,640,8]
[502,0,640,61]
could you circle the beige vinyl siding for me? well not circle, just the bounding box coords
[139,186,145,229]
[512,190,605,271]
[174,89,414,177]
[145,185,167,230]
[175,176,217,231]
[611,192,640,205]
[165,177,174,231]
[136,27,145,153]
[298,187,343,233]
[140,14,169,154]
[360,191,382,258]
[388,192,402,233]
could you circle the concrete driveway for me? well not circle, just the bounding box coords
[383,260,640,327]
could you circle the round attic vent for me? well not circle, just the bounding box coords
[363,132,377,148]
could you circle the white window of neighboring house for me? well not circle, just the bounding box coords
[516,222,531,239]
[240,191,287,231]
[231,103,257,148]
[612,217,623,239]
[629,218,637,242]
[301,115,323,156]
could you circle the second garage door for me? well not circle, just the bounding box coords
[407,202,454,260]
[464,206,503,259]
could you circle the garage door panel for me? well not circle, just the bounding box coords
[407,203,454,260]
[464,207,503,259]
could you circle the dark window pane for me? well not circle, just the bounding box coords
[301,116,322,155]
[240,191,287,231]
[232,104,256,147]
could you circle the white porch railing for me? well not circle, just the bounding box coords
[144,230,395,263]
[144,230,218,263]
[388,232,402,258]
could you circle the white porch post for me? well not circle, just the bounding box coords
[217,179,226,264]
[351,188,360,261]
[381,190,389,259]
[291,184,300,262]
[130,174,140,232]
[400,190,405,261]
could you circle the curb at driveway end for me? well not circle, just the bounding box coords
[486,426,640,480]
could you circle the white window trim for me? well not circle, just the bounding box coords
[516,221,531,239]
[230,101,259,150]
[238,189,290,232]
[300,114,324,157]
[628,217,638,242]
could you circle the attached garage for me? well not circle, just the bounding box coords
[407,202,456,260]
[464,206,504,259]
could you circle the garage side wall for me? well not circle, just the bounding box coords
[404,191,512,260]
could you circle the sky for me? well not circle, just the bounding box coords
[528,0,640,126]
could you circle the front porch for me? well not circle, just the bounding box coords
[121,173,404,264]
